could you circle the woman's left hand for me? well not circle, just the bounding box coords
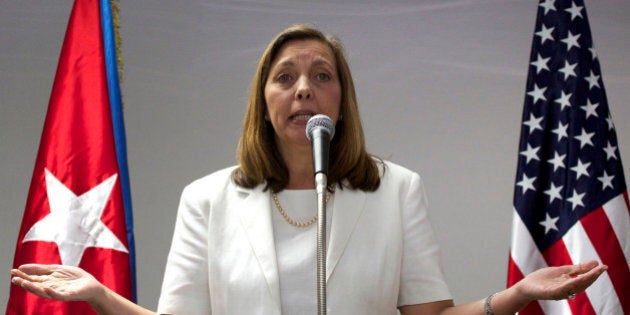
[514,260,607,301]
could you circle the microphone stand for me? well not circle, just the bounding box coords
[315,172,328,315]
[306,114,334,315]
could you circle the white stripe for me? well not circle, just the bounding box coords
[563,220,623,314]
[536,299,572,314]
[603,193,630,262]
[510,209,574,314]
[513,203,572,314]
[510,208,547,275]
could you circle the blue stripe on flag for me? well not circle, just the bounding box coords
[100,0,137,303]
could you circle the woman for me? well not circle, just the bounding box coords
[11,24,607,315]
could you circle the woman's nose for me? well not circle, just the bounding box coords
[296,77,312,100]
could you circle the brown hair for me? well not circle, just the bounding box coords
[231,24,381,192]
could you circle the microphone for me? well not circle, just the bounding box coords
[306,114,335,176]
[305,114,335,315]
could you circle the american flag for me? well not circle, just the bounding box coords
[507,0,630,314]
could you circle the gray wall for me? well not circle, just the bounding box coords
[1,0,629,311]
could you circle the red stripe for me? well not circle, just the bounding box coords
[542,239,573,266]
[507,255,544,315]
[520,300,546,315]
[507,254,525,287]
[543,240,597,315]
[580,207,630,314]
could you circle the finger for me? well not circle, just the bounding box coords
[11,269,44,283]
[574,264,607,286]
[568,260,599,277]
[11,269,29,279]
[562,264,607,294]
[12,277,53,299]
[11,275,25,286]
[18,264,62,275]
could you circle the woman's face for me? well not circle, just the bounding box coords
[264,39,341,151]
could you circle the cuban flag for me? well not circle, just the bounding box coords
[7,0,136,314]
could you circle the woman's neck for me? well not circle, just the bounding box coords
[278,143,315,189]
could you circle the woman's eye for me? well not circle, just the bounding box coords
[277,74,291,82]
[316,72,331,81]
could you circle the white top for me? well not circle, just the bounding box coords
[271,189,334,314]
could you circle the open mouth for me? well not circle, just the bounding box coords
[290,113,315,121]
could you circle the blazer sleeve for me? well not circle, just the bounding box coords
[157,182,212,315]
[397,171,452,306]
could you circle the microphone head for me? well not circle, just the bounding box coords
[306,114,335,141]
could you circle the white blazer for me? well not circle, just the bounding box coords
[157,161,451,315]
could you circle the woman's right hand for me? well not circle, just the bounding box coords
[12,264,156,315]
[11,264,104,303]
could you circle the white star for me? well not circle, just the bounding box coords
[535,24,555,44]
[547,152,566,172]
[606,114,614,130]
[22,169,128,266]
[531,53,551,74]
[565,2,584,20]
[544,183,564,204]
[552,122,569,141]
[561,31,581,51]
[589,47,598,60]
[520,144,540,164]
[570,158,591,180]
[539,213,560,234]
[580,100,599,119]
[517,174,537,194]
[555,91,573,110]
[603,141,618,160]
[523,113,544,133]
[598,170,615,190]
[574,128,595,148]
[558,60,577,80]
[567,189,585,210]
[539,0,556,15]
[527,84,547,104]
[584,70,601,90]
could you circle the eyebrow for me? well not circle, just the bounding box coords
[273,58,335,69]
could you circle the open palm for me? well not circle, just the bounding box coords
[516,260,607,301]
[11,264,103,302]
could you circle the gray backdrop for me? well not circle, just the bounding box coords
[1,0,629,311]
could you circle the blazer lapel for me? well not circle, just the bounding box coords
[326,187,367,281]
[234,185,281,312]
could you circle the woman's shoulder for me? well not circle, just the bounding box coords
[365,160,429,207]
[373,159,425,192]
[379,159,420,179]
